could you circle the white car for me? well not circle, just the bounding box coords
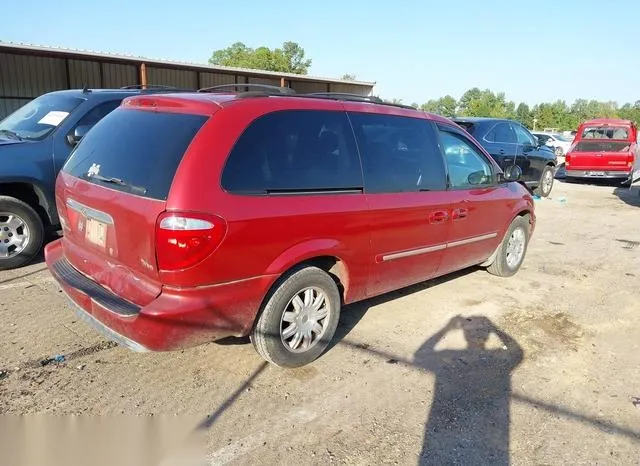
[532,132,573,156]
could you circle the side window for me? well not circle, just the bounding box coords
[348,113,447,193]
[75,100,122,128]
[485,123,516,143]
[221,110,362,194]
[437,125,494,189]
[512,123,536,145]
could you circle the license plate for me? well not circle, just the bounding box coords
[85,218,107,248]
[588,171,605,176]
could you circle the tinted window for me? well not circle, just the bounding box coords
[222,110,362,194]
[486,123,516,143]
[62,108,206,200]
[437,125,494,189]
[75,100,122,127]
[349,113,446,193]
[454,121,476,134]
[512,124,536,145]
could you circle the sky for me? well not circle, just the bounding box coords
[2,0,638,107]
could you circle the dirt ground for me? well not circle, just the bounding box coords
[1,179,639,465]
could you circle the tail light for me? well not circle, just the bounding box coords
[156,212,227,271]
[627,153,635,168]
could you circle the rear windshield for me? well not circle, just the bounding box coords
[581,126,630,140]
[62,108,207,200]
[454,121,475,134]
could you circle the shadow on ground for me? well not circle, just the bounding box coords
[614,185,640,207]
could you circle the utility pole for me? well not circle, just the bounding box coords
[533,118,538,131]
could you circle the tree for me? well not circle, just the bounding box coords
[515,103,532,128]
[418,88,640,130]
[209,41,312,74]
[278,41,312,74]
[457,88,515,119]
[341,73,357,81]
[420,95,457,117]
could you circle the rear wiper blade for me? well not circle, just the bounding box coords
[88,174,147,195]
[90,174,127,185]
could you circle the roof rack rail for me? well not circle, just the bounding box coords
[304,92,417,110]
[120,84,182,90]
[197,83,295,95]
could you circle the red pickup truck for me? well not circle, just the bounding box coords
[565,118,638,181]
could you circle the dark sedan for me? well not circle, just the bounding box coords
[453,117,557,196]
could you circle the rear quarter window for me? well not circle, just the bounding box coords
[221,110,363,194]
[62,108,207,200]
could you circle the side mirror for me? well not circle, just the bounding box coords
[66,124,92,146]
[501,165,522,182]
[467,170,487,185]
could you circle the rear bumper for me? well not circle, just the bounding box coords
[45,239,276,351]
[565,169,630,179]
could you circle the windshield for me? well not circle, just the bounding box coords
[0,94,84,141]
[581,126,630,140]
[552,133,570,142]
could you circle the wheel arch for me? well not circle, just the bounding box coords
[0,180,56,228]
[481,208,533,268]
[264,239,353,303]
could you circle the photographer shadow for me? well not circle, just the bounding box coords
[414,315,523,465]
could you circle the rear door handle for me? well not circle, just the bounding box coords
[452,208,468,220]
[429,210,449,224]
[499,149,505,155]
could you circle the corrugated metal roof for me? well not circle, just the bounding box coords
[0,41,375,87]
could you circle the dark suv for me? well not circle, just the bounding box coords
[453,117,557,197]
[0,86,182,269]
[46,86,535,368]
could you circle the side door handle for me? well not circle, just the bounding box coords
[452,208,468,220]
[429,210,449,224]
[499,149,505,155]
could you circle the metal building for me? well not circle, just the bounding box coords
[0,42,375,119]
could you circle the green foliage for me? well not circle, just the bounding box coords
[341,73,357,81]
[397,89,640,130]
[458,88,515,119]
[210,41,312,74]
[420,95,457,117]
[515,103,532,128]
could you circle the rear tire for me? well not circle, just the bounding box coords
[0,196,44,271]
[486,216,530,278]
[535,165,555,197]
[251,266,341,368]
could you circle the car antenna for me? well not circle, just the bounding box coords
[82,84,91,94]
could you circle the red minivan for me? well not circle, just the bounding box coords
[565,118,637,181]
[45,87,535,367]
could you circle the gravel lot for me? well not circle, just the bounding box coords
[1,180,639,465]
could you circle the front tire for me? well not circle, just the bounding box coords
[535,165,555,197]
[486,216,530,278]
[251,266,341,368]
[0,196,44,271]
